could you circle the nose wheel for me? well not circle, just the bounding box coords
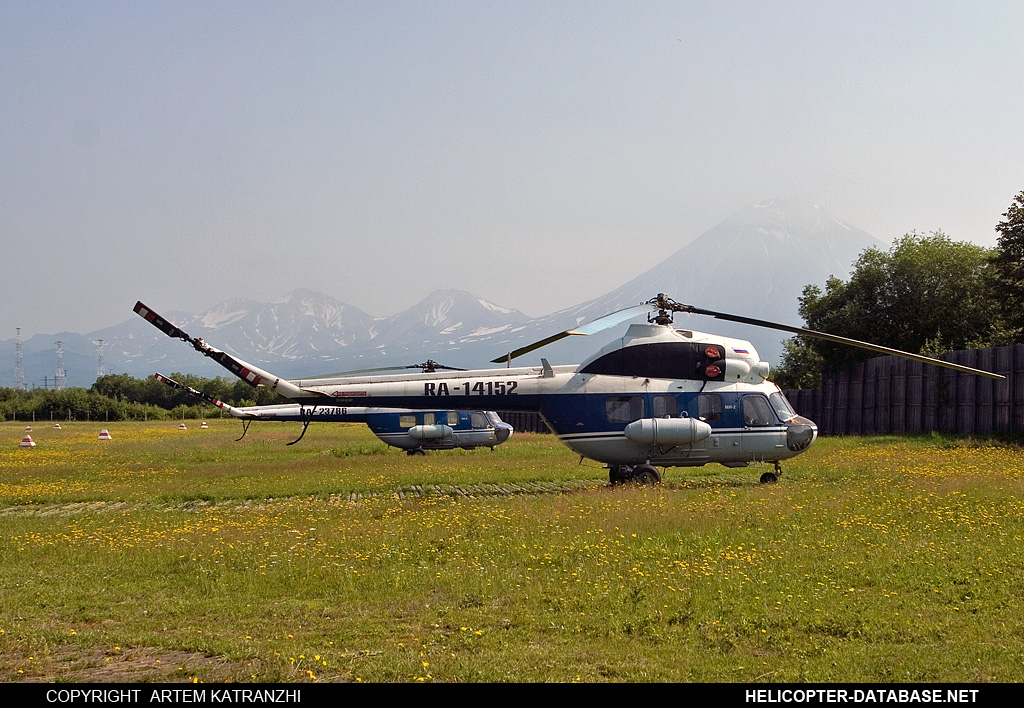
[760,462,783,484]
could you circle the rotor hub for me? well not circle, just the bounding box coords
[646,293,690,325]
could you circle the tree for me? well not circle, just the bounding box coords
[775,231,1012,389]
[771,337,824,390]
[989,191,1024,333]
[90,373,281,407]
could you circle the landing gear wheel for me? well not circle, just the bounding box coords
[632,464,662,486]
[759,471,778,484]
[407,448,427,456]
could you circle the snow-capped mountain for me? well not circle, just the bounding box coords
[191,289,377,359]
[3,198,882,387]
[484,197,883,366]
[374,289,527,346]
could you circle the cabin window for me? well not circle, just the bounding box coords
[606,396,645,423]
[652,395,677,418]
[697,394,722,421]
[743,395,775,426]
[423,412,436,426]
[399,414,417,429]
[471,412,488,429]
[447,411,460,426]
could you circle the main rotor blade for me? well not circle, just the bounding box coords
[300,362,468,379]
[134,301,326,397]
[301,366,406,379]
[491,303,654,364]
[678,304,1005,380]
[134,301,261,386]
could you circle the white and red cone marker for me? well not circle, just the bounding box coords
[98,429,113,440]
[20,434,36,448]
[200,421,208,429]
[178,422,187,430]
[25,425,32,432]
[54,423,62,429]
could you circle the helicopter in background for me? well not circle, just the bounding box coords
[135,295,1001,485]
[153,372,513,454]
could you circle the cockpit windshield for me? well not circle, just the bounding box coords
[769,392,798,422]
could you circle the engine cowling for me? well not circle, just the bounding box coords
[624,417,713,446]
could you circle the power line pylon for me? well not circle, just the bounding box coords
[14,328,25,390]
[55,341,67,391]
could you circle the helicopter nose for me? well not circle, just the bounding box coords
[786,419,817,452]
[495,423,513,443]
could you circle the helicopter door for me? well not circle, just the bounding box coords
[742,396,775,427]
[741,394,781,455]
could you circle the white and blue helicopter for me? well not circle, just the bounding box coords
[135,295,1002,485]
[153,372,513,454]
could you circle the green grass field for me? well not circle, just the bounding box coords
[2,420,1024,683]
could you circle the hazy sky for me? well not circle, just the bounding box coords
[3,0,1023,338]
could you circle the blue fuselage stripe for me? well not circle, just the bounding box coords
[310,391,784,436]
